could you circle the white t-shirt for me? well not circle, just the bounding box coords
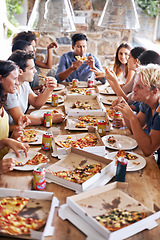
[4,82,33,125]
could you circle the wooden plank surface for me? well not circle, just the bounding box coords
[0,86,160,240]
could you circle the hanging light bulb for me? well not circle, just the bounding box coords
[29,0,76,32]
[98,0,140,29]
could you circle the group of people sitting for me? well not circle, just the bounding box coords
[0,31,160,174]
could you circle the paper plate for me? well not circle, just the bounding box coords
[102,134,137,150]
[3,150,44,171]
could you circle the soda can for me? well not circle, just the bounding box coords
[52,94,59,107]
[86,90,92,95]
[72,79,78,88]
[42,133,53,150]
[113,111,123,128]
[115,157,128,182]
[44,112,52,127]
[87,79,94,88]
[97,120,106,137]
[33,166,46,190]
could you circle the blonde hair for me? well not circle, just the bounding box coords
[136,64,160,90]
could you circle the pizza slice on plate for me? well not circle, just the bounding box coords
[116,150,138,160]
[26,152,50,165]
[20,130,38,143]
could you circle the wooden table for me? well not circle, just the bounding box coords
[0,88,160,240]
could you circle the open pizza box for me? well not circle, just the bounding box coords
[59,182,160,240]
[65,111,111,131]
[46,147,115,192]
[64,94,105,114]
[52,127,106,157]
[0,188,59,240]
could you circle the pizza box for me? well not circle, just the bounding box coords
[0,188,59,240]
[64,94,105,114]
[58,182,160,240]
[46,147,114,192]
[52,127,106,156]
[65,111,111,131]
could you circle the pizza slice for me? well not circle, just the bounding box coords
[116,150,138,160]
[51,163,102,184]
[75,56,87,61]
[0,215,45,235]
[75,121,86,128]
[26,152,50,165]
[0,196,29,217]
[20,130,38,143]
[94,208,146,232]
[107,136,116,144]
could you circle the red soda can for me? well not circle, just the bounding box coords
[87,79,94,88]
[42,133,53,150]
[44,112,52,127]
[33,167,46,190]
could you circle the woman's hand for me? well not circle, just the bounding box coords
[52,113,65,123]
[4,138,29,158]
[105,68,118,83]
[0,158,16,174]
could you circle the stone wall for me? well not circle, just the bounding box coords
[27,0,155,77]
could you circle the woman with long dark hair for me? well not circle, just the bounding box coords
[0,60,29,173]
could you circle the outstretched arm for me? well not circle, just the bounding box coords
[112,97,160,156]
[35,41,58,69]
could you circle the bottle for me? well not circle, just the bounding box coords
[115,157,128,182]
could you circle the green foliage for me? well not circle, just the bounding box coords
[6,0,24,36]
[137,0,160,18]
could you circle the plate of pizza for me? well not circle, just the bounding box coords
[106,150,146,171]
[102,96,118,105]
[102,134,138,150]
[18,129,45,145]
[53,83,65,91]
[99,87,115,95]
[30,109,59,118]
[3,150,50,171]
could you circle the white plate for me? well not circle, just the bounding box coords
[99,87,115,95]
[18,129,45,145]
[53,84,65,91]
[3,150,42,171]
[102,96,118,105]
[30,109,53,118]
[102,134,137,150]
[46,95,64,104]
[106,151,146,171]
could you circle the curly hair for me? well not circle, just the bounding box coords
[137,64,160,90]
